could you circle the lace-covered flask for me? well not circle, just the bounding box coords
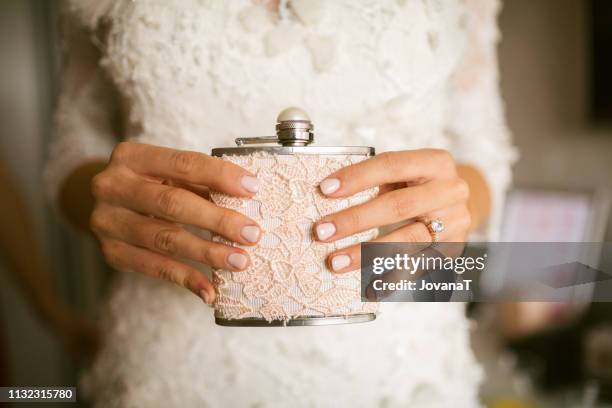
[211,108,378,326]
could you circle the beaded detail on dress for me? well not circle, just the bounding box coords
[211,152,378,321]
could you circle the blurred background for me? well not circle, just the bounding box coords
[0,0,611,407]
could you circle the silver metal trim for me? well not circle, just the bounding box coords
[215,313,376,327]
[212,146,375,157]
[235,136,278,146]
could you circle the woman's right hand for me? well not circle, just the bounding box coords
[89,142,262,304]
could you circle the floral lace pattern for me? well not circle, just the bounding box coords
[49,1,514,405]
[210,152,378,321]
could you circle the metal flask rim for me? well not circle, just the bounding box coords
[211,145,375,157]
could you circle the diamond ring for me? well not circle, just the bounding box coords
[425,219,445,243]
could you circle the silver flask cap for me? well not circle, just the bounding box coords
[235,107,314,147]
[275,107,314,146]
[212,107,374,156]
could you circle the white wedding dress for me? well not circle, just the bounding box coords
[46,1,516,406]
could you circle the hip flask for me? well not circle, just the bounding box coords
[211,107,378,326]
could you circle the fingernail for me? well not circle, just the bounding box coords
[331,254,351,272]
[241,225,261,243]
[227,252,249,270]
[200,289,213,305]
[316,222,336,241]
[320,178,340,195]
[241,175,259,193]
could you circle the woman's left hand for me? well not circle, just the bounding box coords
[314,149,472,273]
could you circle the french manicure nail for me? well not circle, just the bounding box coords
[227,253,249,270]
[331,254,351,271]
[320,178,341,195]
[316,222,336,241]
[241,225,261,243]
[241,175,260,193]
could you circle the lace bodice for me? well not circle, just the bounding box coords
[47,0,516,406]
[48,0,516,239]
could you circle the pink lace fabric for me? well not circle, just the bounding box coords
[210,152,378,321]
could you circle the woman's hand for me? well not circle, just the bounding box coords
[90,142,262,304]
[314,149,476,273]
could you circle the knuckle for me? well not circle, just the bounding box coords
[111,142,132,162]
[156,187,183,218]
[380,151,401,174]
[156,262,177,284]
[343,210,362,232]
[429,149,455,173]
[91,172,112,199]
[200,244,221,266]
[170,150,199,175]
[463,210,472,230]
[216,160,235,184]
[455,178,470,201]
[431,148,452,162]
[153,228,179,254]
[214,210,238,234]
[459,207,472,230]
[181,270,198,293]
[100,240,120,266]
[199,245,214,265]
[390,194,412,219]
[89,207,107,234]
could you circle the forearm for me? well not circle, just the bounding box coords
[59,160,107,232]
[456,164,491,232]
[0,164,67,323]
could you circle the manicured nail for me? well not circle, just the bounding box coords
[331,254,351,272]
[316,222,336,241]
[200,289,213,306]
[241,225,261,243]
[227,252,249,270]
[241,175,260,193]
[320,178,340,195]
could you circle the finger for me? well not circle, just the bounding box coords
[314,178,467,242]
[111,142,259,197]
[102,173,262,246]
[326,204,470,274]
[91,206,251,271]
[325,222,431,274]
[364,243,457,301]
[99,238,216,304]
[162,179,210,200]
[318,149,456,198]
